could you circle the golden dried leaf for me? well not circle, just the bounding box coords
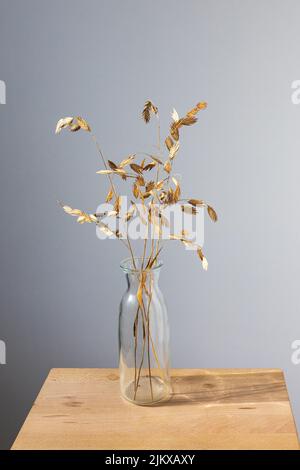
[202,258,208,270]
[130,163,143,175]
[96,169,114,175]
[119,155,135,168]
[62,205,74,214]
[55,117,73,134]
[143,161,156,171]
[197,248,208,270]
[165,136,173,151]
[114,196,121,214]
[197,247,204,260]
[169,234,192,248]
[186,111,196,118]
[76,212,96,224]
[108,160,118,171]
[136,175,145,186]
[159,190,167,202]
[71,209,82,216]
[62,204,98,224]
[105,187,114,203]
[76,116,91,132]
[62,205,82,217]
[146,181,155,192]
[171,108,179,122]
[174,186,180,202]
[149,155,163,164]
[69,123,81,132]
[178,116,197,127]
[156,180,164,191]
[188,199,205,207]
[186,101,207,117]
[167,188,174,204]
[96,168,126,178]
[169,141,180,160]
[142,100,158,123]
[77,215,86,224]
[197,102,207,110]
[172,177,181,202]
[142,108,150,123]
[207,205,218,222]
[171,176,178,187]
[170,122,179,141]
[133,183,139,199]
[164,160,172,173]
[170,114,197,141]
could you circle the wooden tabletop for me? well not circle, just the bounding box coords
[12,368,299,450]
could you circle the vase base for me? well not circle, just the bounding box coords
[122,376,171,406]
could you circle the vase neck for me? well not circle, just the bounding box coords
[120,257,162,289]
[125,270,160,289]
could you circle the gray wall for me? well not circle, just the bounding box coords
[1,0,300,449]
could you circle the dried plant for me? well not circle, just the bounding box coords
[55,100,217,399]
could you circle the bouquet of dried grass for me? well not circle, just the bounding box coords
[56,100,217,270]
[55,100,217,404]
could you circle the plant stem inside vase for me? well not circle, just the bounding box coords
[119,258,171,405]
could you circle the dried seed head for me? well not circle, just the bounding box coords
[164,160,172,173]
[142,100,158,123]
[207,205,218,222]
[165,136,173,151]
[76,116,91,132]
[171,108,179,122]
[105,187,114,203]
[55,117,73,134]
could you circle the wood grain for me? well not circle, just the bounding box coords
[12,368,299,450]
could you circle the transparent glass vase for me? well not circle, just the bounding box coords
[119,258,171,405]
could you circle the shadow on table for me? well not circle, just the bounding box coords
[156,371,286,407]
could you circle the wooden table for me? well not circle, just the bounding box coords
[12,368,299,450]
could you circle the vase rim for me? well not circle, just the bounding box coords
[120,257,163,273]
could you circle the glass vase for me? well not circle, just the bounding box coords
[119,258,171,405]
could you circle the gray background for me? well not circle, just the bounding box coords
[0,0,300,449]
